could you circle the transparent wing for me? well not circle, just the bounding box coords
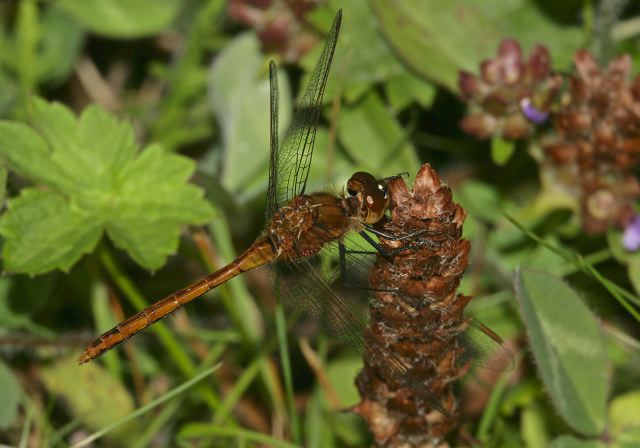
[459,319,515,371]
[268,229,513,415]
[265,11,342,220]
[269,234,452,416]
[266,60,279,220]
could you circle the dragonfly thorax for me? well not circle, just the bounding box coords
[268,194,351,260]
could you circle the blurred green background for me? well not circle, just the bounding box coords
[0,0,639,447]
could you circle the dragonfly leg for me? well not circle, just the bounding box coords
[364,224,429,242]
[338,241,398,294]
[357,230,391,255]
[383,172,409,182]
[358,229,433,257]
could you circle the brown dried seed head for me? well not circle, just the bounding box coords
[541,49,640,233]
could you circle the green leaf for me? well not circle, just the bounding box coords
[0,189,103,275]
[325,357,368,446]
[76,103,137,179]
[371,0,585,91]
[521,237,569,274]
[549,436,605,448]
[41,357,135,436]
[326,357,362,408]
[54,0,181,38]
[337,90,419,175]
[106,145,214,269]
[329,412,368,447]
[209,33,292,198]
[491,137,516,166]
[28,96,78,150]
[36,7,83,85]
[385,72,436,112]
[0,359,21,428]
[309,0,406,101]
[0,121,68,190]
[609,391,640,437]
[456,180,501,223]
[515,268,608,436]
[615,426,640,448]
[0,99,214,274]
[522,403,549,448]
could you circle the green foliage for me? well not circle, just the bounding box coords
[0,359,21,428]
[0,98,214,274]
[209,32,292,198]
[67,364,221,445]
[147,0,226,151]
[516,268,608,436]
[0,3,82,113]
[609,391,640,446]
[371,0,585,91]
[338,90,420,174]
[312,0,407,100]
[521,403,550,448]
[491,137,516,166]
[41,357,135,436]
[549,436,606,448]
[53,0,182,38]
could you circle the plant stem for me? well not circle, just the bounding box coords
[275,301,301,443]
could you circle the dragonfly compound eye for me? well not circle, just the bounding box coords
[345,172,387,224]
[347,172,369,196]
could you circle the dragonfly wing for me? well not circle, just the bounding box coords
[265,11,342,221]
[266,61,279,220]
[269,236,452,416]
[458,318,515,371]
[268,237,372,349]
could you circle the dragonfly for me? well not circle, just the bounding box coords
[78,10,512,413]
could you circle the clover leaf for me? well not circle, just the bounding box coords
[0,98,214,275]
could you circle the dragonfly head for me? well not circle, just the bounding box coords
[346,172,390,224]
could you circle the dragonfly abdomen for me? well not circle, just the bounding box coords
[78,240,277,364]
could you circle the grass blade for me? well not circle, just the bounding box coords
[71,363,222,447]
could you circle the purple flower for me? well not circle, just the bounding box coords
[623,215,640,251]
[520,97,549,124]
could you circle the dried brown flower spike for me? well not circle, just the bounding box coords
[542,50,640,233]
[459,39,561,139]
[354,164,472,447]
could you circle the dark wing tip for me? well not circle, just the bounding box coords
[331,10,342,37]
[269,60,278,91]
